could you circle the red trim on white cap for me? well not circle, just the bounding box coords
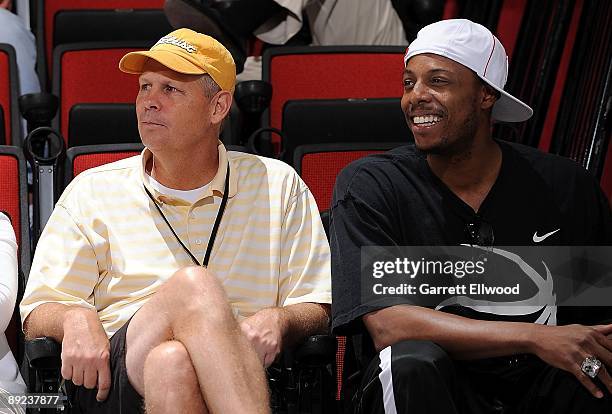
[483,34,496,76]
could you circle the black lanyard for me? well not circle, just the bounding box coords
[144,164,230,267]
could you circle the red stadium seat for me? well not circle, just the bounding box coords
[0,44,20,145]
[64,143,144,187]
[52,42,151,147]
[63,144,250,185]
[280,97,412,165]
[34,0,168,84]
[262,46,406,151]
[0,146,31,361]
[335,335,347,401]
[296,142,398,402]
[294,142,405,212]
[294,142,405,408]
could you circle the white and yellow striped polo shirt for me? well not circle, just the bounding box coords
[21,144,331,338]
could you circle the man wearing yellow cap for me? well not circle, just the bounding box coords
[21,29,331,413]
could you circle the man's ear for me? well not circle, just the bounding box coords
[481,84,499,111]
[210,91,233,125]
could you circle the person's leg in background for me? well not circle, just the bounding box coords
[163,0,286,72]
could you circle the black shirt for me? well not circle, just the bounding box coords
[330,140,612,339]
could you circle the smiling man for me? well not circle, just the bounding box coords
[21,29,331,414]
[330,19,611,413]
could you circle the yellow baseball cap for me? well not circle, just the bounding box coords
[119,28,236,93]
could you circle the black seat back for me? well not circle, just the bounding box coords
[281,98,412,164]
[68,103,139,147]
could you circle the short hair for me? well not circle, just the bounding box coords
[200,74,221,98]
[477,77,501,100]
[199,74,229,130]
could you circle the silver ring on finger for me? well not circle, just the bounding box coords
[580,356,602,379]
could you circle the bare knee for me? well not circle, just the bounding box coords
[126,269,235,398]
[167,267,225,299]
[162,266,231,313]
[144,340,196,386]
[143,341,207,413]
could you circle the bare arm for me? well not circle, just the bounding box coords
[240,302,330,367]
[364,305,535,359]
[24,303,83,341]
[281,302,330,346]
[364,304,612,398]
[24,303,112,401]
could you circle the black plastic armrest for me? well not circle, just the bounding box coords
[294,334,336,366]
[25,337,62,370]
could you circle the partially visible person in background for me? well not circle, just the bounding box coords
[0,0,39,96]
[238,0,406,80]
[0,0,41,136]
[0,212,26,414]
[164,0,444,80]
[11,0,31,27]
